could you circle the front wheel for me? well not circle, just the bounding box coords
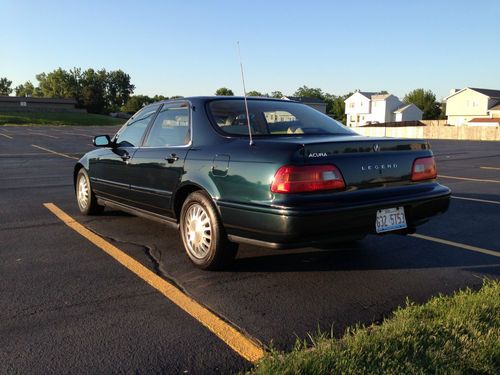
[76,168,104,215]
[180,191,238,270]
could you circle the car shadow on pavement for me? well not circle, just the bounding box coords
[229,242,500,274]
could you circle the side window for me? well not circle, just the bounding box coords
[115,105,160,147]
[144,103,190,147]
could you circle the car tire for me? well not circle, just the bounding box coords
[180,191,238,270]
[76,168,104,215]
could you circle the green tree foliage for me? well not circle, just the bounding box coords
[246,90,263,97]
[403,88,441,120]
[215,87,234,96]
[293,85,324,99]
[80,69,108,114]
[152,95,168,102]
[292,85,351,124]
[15,81,35,97]
[0,77,13,95]
[31,67,135,114]
[438,102,447,120]
[106,70,135,110]
[270,91,283,98]
[121,95,155,113]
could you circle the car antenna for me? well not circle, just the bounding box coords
[237,41,254,146]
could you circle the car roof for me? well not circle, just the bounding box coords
[146,96,298,107]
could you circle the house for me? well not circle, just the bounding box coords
[445,87,500,126]
[0,96,78,112]
[344,91,422,127]
[283,96,327,114]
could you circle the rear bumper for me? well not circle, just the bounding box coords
[218,183,451,249]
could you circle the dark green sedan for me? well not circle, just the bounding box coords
[74,97,450,269]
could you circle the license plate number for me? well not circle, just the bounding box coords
[375,207,407,233]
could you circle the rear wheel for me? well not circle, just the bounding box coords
[76,168,104,215]
[180,191,238,270]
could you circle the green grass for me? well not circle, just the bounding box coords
[0,111,125,126]
[250,279,500,375]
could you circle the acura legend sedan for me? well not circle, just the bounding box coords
[74,97,450,269]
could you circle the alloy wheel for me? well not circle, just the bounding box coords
[183,203,212,259]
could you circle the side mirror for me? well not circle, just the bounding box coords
[93,135,111,147]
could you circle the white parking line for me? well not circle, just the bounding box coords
[410,233,499,258]
[61,132,93,137]
[31,144,79,160]
[452,196,500,205]
[0,132,13,139]
[439,175,500,183]
[27,132,59,139]
[480,166,500,171]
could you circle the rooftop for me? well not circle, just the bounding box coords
[469,118,500,123]
[0,96,77,104]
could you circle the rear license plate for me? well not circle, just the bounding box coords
[375,207,407,233]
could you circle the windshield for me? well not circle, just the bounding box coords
[207,99,354,136]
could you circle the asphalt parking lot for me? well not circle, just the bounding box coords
[1,125,499,373]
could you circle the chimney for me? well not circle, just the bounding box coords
[449,88,460,96]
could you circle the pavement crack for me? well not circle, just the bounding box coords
[81,226,192,297]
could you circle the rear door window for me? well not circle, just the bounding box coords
[144,102,191,147]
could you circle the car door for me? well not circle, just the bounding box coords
[90,104,161,205]
[126,101,191,216]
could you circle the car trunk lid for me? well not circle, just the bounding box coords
[300,137,431,188]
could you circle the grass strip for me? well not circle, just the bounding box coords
[0,111,124,126]
[251,279,499,375]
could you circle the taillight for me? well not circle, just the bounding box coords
[411,157,437,181]
[271,165,345,193]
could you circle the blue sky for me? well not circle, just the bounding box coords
[1,0,499,100]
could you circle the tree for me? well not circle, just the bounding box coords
[121,95,154,113]
[80,68,108,114]
[36,68,74,98]
[152,95,168,102]
[215,87,234,96]
[293,85,324,99]
[106,70,135,112]
[246,90,263,97]
[0,77,13,95]
[15,81,35,97]
[328,92,353,124]
[403,88,441,120]
[270,91,283,98]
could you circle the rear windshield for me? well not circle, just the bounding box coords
[207,99,354,136]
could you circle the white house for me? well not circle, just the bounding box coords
[444,87,500,126]
[344,91,422,127]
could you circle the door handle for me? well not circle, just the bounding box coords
[165,153,179,164]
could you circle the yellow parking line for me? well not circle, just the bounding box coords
[452,196,500,205]
[31,144,79,160]
[439,175,500,183]
[0,132,13,139]
[43,203,265,363]
[410,233,499,258]
[480,166,500,171]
